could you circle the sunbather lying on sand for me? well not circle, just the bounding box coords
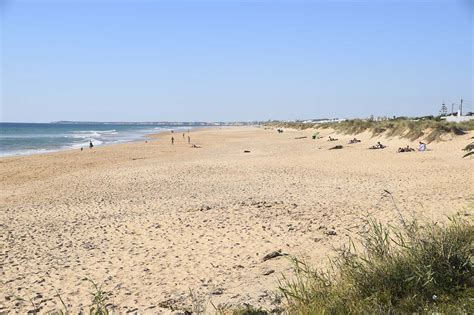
[191,144,201,148]
[328,136,338,142]
[369,142,386,149]
[398,145,415,153]
[348,138,361,144]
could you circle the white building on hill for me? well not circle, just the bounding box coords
[442,110,474,123]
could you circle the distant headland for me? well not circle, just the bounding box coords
[50,121,261,126]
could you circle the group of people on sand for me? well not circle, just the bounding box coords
[342,138,428,152]
[398,145,415,153]
[182,132,191,144]
[171,131,197,148]
[398,142,427,153]
[318,133,429,153]
[328,136,361,144]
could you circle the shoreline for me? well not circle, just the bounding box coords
[0,125,214,160]
[1,126,472,313]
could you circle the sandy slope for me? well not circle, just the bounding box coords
[0,126,472,313]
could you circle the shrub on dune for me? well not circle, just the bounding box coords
[279,215,474,314]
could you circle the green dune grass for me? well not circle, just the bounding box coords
[279,214,473,314]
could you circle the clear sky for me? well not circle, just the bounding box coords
[0,0,472,122]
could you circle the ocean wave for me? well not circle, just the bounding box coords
[0,134,71,139]
[69,133,101,139]
[74,129,117,134]
[0,139,107,157]
[69,129,118,139]
[0,148,58,157]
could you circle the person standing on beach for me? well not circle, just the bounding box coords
[89,140,93,149]
[171,137,174,145]
[183,133,185,138]
[188,136,190,144]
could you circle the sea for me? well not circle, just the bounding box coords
[0,122,190,157]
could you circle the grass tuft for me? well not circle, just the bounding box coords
[87,278,110,315]
[231,305,269,315]
[279,215,474,314]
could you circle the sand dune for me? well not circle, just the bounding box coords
[1,126,472,313]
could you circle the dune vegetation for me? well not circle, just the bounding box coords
[266,117,474,143]
[279,214,473,314]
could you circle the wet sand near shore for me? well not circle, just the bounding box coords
[1,126,472,313]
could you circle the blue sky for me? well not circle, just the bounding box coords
[1,0,472,122]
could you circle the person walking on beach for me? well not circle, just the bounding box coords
[183,133,185,138]
[188,136,190,144]
[171,136,174,145]
[89,140,94,149]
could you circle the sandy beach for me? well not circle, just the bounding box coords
[1,126,473,313]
